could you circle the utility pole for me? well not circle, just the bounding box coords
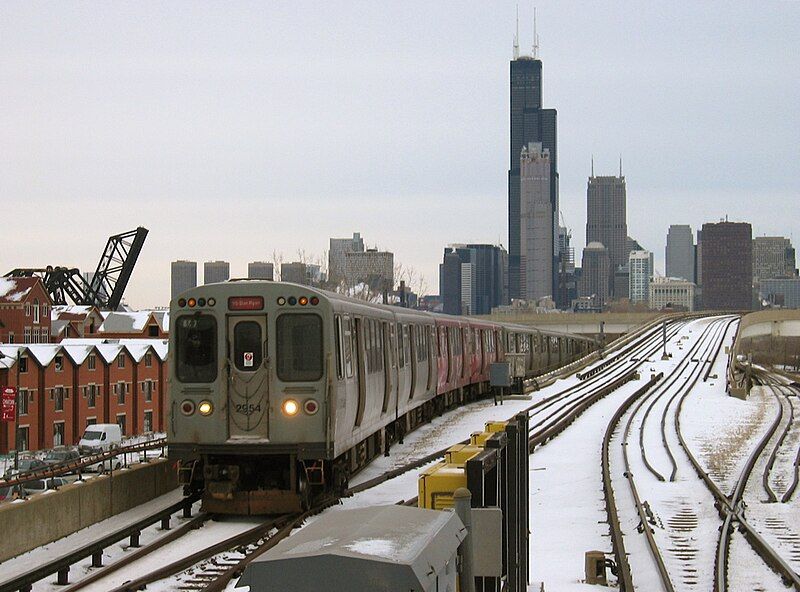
[661,320,669,360]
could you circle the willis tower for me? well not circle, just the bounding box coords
[508,12,558,301]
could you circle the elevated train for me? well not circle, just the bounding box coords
[168,281,595,514]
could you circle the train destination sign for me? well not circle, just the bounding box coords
[1,386,16,422]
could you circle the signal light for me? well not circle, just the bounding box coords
[198,401,213,416]
[187,298,197,308]
[282,399,300,417]
[277,297,286,306]
[288,297,297,306]
[310,297,319,306]
[178,298,187,307]
[180,400,196,416]
[299,296,308,306]
[303,399,319,415]
[198,298,206,307]
[207,298,216,306]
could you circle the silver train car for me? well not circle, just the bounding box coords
[168,281,595,514]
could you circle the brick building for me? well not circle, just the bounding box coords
[51,305,105,341]
[0,339,167,454]
[700,221,753,310]
[0,277,54,344]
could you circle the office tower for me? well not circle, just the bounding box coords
[329,233,365,285]
[171,260,197,299]
[613,265,630,301]
[752,237,796,283]
[508,27,558,301]
[440,244,509,316]
[628,250,654,303]
[578,242,611,307]
[760,278,800,308]
[248,262,274,280]
[701,221,752,310]
[345,249,393,291]
[649,277,696,311]
[586,171,628,277]
[519,142,553,301]
[203,261,230,285]
[556,226,576,309]
[666,225,695,281]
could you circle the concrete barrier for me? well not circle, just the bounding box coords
[0,458,177,562]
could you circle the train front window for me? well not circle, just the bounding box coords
[234,321,262,371]
[176,315,218,383]
[276,314,323,382]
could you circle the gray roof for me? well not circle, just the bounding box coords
[238,505,465,592]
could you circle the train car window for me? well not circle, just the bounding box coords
[364,319,372,373]
[343,317,353,378]
[334,316,345,379]
[233,321,263,372]
[376,321,384,371]
[176,315,217,383]
[403,325,411,364]
[397,323,405,368]
[276,314,323,382]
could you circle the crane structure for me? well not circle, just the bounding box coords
[5,227,148,310]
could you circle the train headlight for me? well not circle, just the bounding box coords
[198,401,213,416]
[282,399,300,417]
[180,400,196,415]
[303,399,319,415]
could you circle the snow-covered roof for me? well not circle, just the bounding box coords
[97,311,155,333]
[0,277,40,304]
[60,338,169,361]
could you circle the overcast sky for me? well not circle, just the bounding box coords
[1,1,798,308]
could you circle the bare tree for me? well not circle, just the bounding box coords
[271,250,284,281]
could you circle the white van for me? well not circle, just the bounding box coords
[78,424,122,455]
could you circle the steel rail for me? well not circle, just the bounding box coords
[674,369,800,591]
[0,492,200,592]
[601,373,663,591]
[762,383,793,503]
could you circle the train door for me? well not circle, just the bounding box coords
[382,321,393,413]
[408,325,417,399]
[226,315,269,439]
[353,317,366,426]
[427,325,436,392]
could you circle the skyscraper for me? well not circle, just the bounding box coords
[204,261,230,285]
[700,221,752,310]
[752,237,796,283]
[666,225,695,282]
[171,260,197,299]
[628,250,654,303]
[519,142,553,301]
[578,242,611,307]
[440,244,509,316]
[586,171,628,276]
[248,261,274,280]
[508,24,558,301]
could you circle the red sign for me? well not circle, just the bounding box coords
[1,387,16,422]
[228,296,265,311]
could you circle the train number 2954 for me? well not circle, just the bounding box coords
[235,403,262,415]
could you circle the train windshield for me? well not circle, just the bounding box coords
[276,314,323,382]
[176,315,218,383]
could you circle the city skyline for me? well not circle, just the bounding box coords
[1,3,798,307]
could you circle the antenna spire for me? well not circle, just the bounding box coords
[591,155,594,178]
[532,6,540,59]
[513,5,520,59]
[619,155,623,177]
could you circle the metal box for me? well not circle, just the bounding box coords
[489,362,512,387]
[445,444,484,465]
[418,463,467,510]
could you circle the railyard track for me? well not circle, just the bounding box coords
[601,316,732,592]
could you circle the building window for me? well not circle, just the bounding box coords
[86,417,96,427]
[33,298,40,324]
[8,332,13,344]
[115,382,126,405]
[55,355,64,372]
[118,353,125,369]
[18,389,29,415]
[53,422,65,446]
[87,384,97,408]
[143,411,153,433]
[144,353,152,368]
[53,387,65,411]
[18,426,30,452]
[148,325,159,337]
[116,414,126,436]
[24,326,31,343]
[33,327,40,343]
[87,354,96,370]
[25,302,31,317]
[19,356,28,373]
[143,380,153,402]
[42,328,49,343]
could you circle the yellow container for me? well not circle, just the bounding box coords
[470,431,492,447]
[445,444,483,465]
[418,462,467,510]
[484,420,508,433]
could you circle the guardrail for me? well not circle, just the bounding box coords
[1,437,167,490]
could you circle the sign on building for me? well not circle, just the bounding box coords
[1,387,16,422]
